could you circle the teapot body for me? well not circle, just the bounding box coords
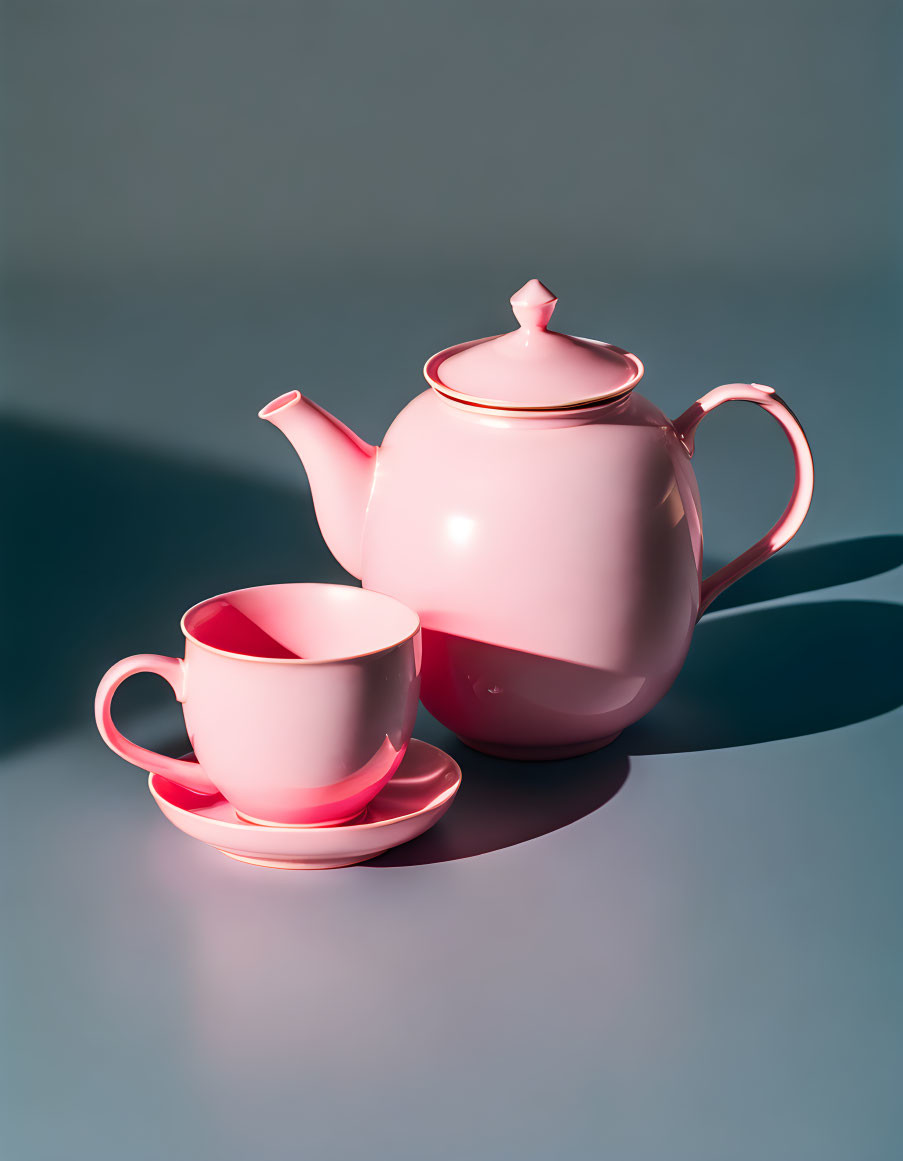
[259,280,813,759]
[360,389,704,758]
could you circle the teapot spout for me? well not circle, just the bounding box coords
[259,390,377,579]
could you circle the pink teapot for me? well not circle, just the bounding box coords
[260,279,813,759]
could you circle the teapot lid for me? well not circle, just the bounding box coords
[424,279,643,410]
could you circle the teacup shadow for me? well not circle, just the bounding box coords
[367,739,629,867]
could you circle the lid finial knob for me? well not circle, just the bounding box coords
[510,278,558,331]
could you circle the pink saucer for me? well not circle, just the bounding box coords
[147,739,461,869]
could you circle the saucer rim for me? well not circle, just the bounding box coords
[146,739,462,834]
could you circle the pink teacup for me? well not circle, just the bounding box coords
[95,583,422,826]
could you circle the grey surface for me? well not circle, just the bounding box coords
[3,561,903,1161]
[3,322,902,1161]
[3,2,902,1158]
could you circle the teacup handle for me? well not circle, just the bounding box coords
[95,655,219,795]
[672,383,814,617]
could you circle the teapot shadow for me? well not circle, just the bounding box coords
[369,596,903,866]
[627,598,903,754]
[703,535,903,611]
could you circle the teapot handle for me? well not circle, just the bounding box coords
[672,383,814,617]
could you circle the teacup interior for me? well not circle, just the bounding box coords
[184,583,419,662]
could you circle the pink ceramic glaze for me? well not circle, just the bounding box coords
[260,281,813,759]
[148,739,461,869]
[95,584,421,824]
[433,277,644,409]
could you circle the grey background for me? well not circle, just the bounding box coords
[2,2,902,1159]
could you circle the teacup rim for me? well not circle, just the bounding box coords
[180,582,421,666]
